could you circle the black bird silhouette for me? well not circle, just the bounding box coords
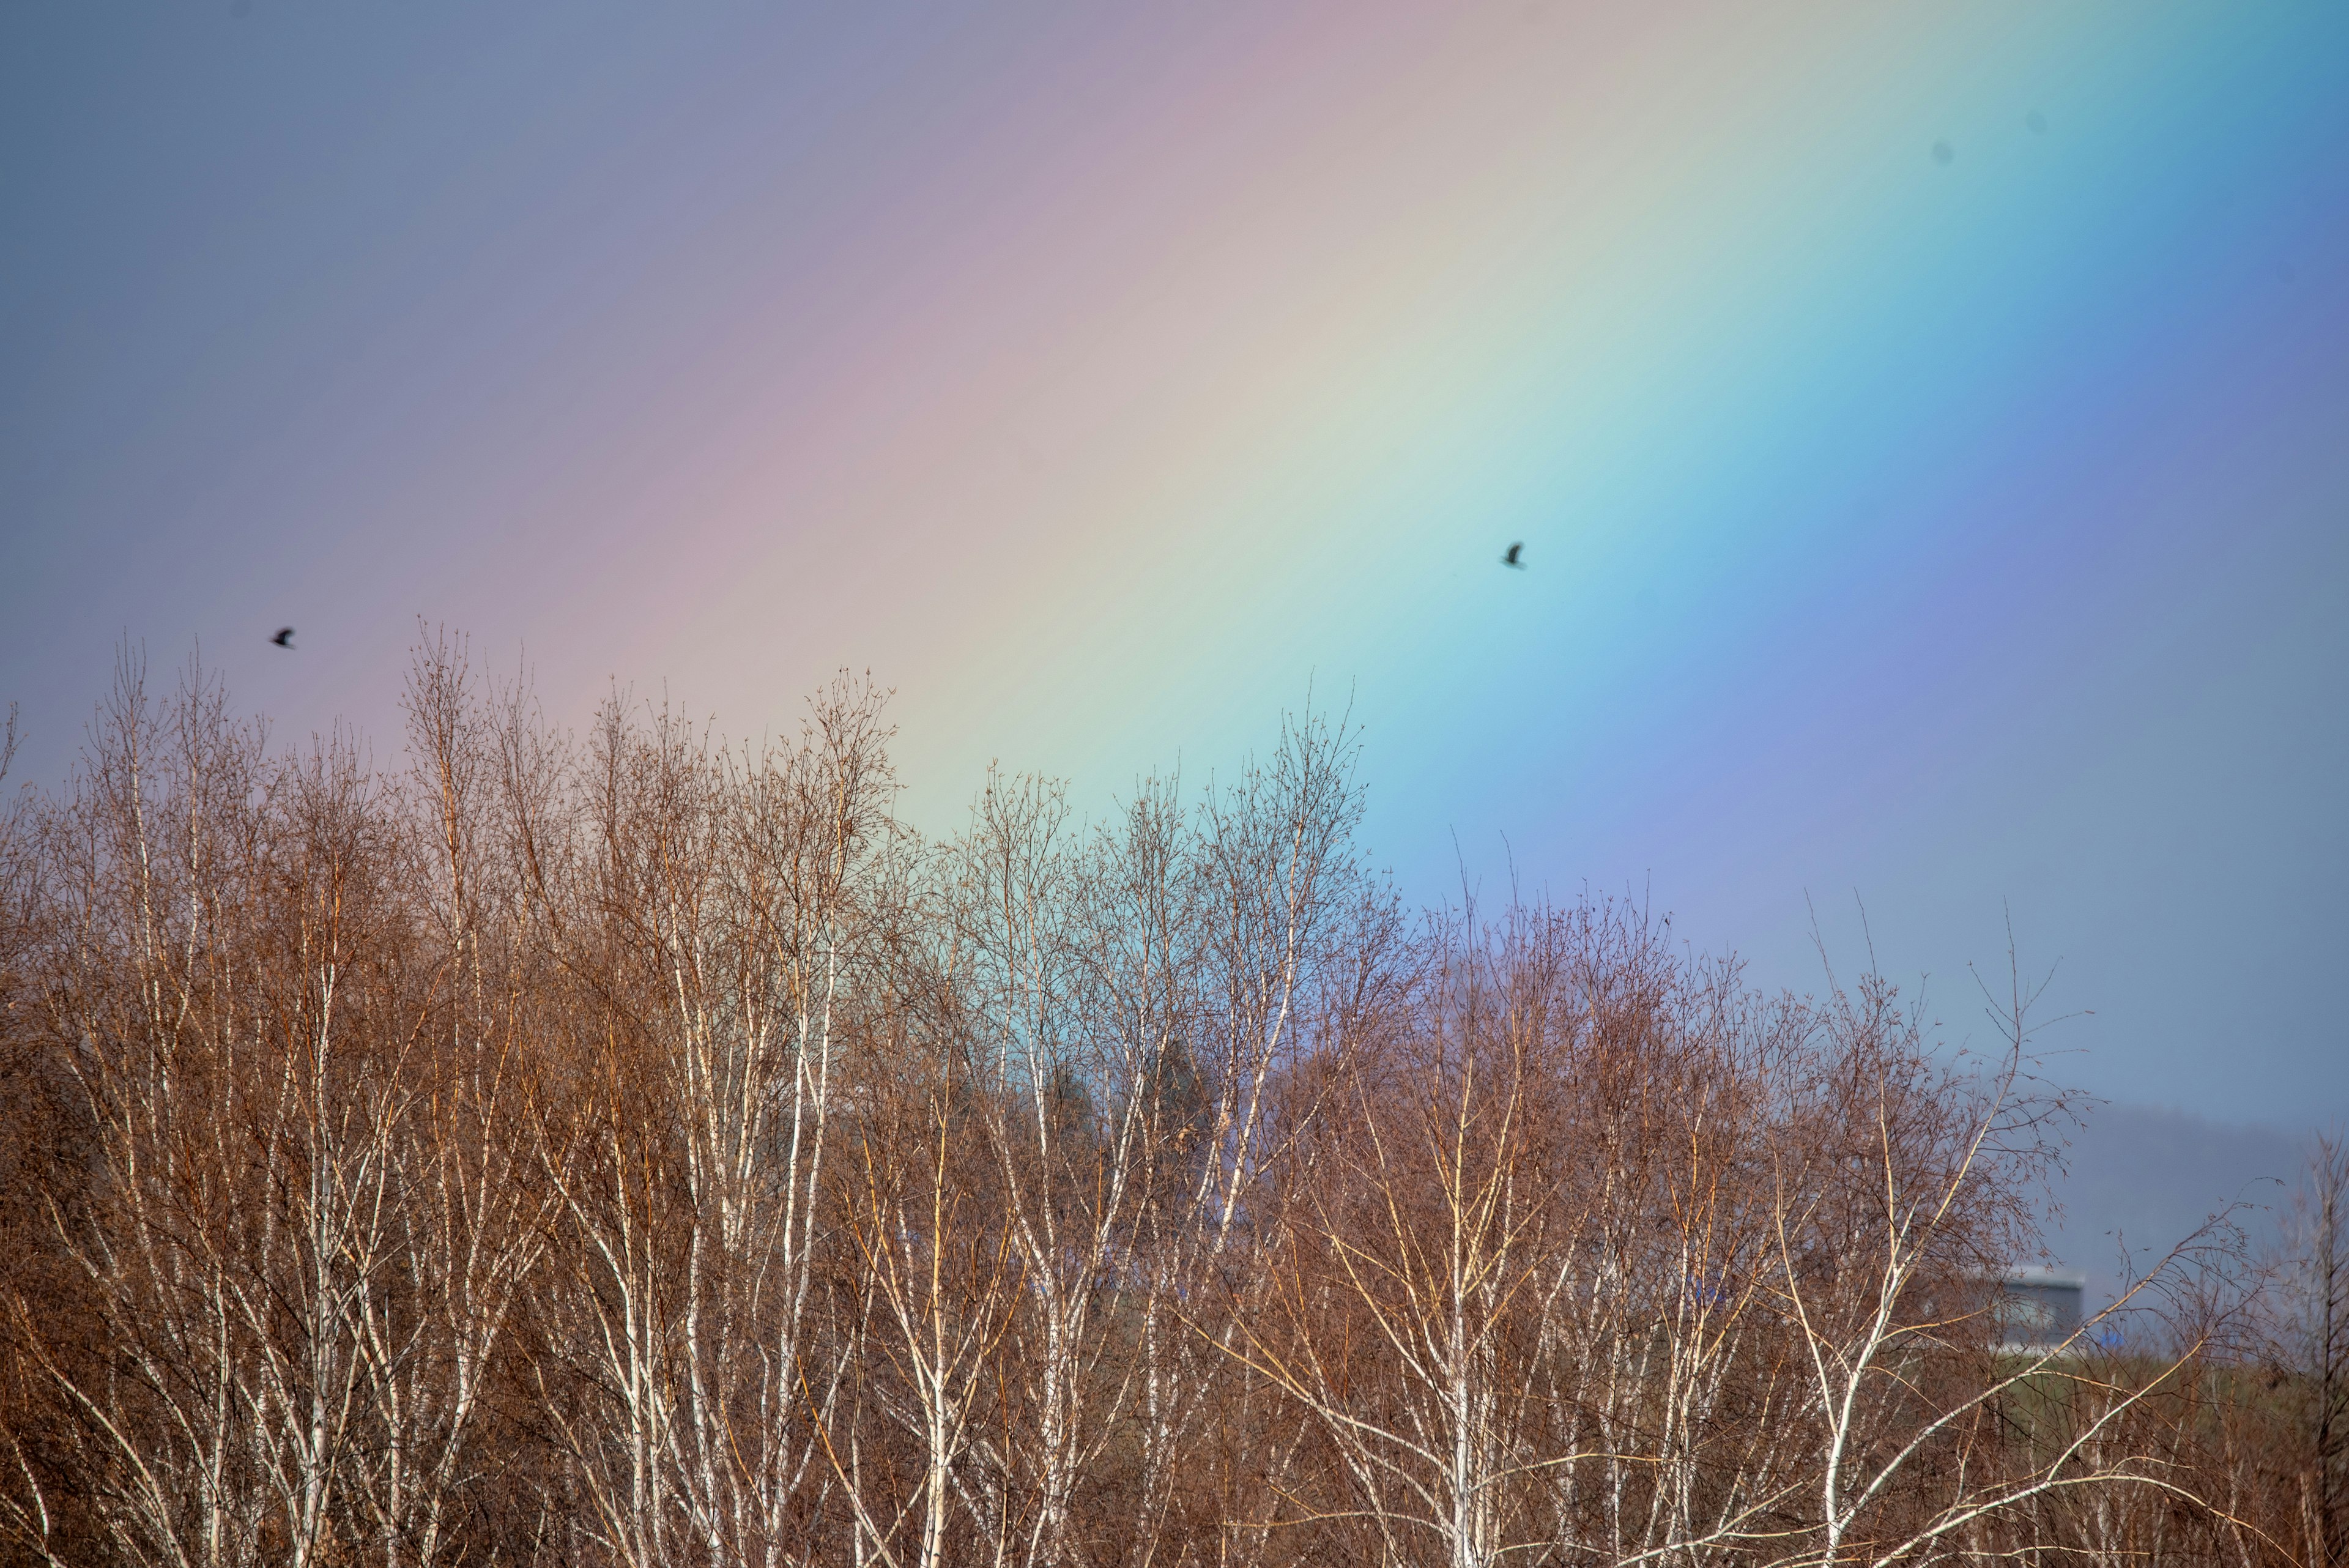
[271,628,295,648]
[1502,543,1525,569]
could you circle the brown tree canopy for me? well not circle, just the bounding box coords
[0,647,2318,1568]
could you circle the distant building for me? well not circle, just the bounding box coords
[1994,1267,2085,1354]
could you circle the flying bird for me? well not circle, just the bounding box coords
[271,628,295,648]
[1502,543,1525,569]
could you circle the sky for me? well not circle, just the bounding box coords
[4,4,2347,1147]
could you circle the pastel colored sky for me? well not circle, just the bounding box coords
[5,4,2345,1125]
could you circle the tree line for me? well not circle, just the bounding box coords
[0,642,2340,1568]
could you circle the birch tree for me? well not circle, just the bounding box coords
[525,674,896,1568]
[15,659,417,1568]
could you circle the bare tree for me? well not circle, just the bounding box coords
[7,658,423,1568]
[0,650,2315,1568]
[334,637,558,1568]
[519,671,896,1568]
[1216,899,1789,1568]
[2280,1132,2349,1567]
